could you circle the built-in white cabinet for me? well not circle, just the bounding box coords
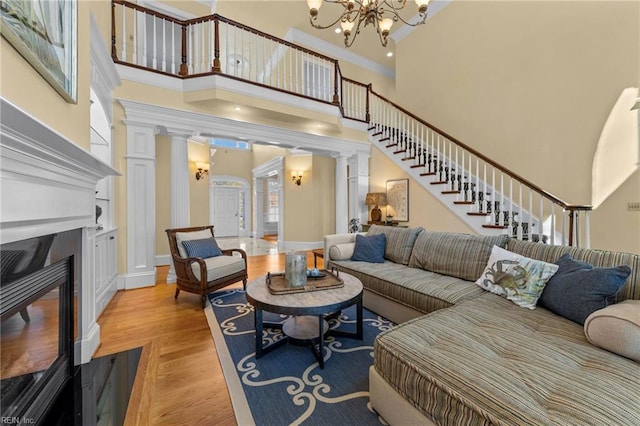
[95,229,118,316]
[91,89,118,317]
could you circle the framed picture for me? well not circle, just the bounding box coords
[386,179,409,222]
[1,0,77,103]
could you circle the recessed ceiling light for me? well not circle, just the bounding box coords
[234,106,242,111]
[335,28,342,34]
[386,52,393,58]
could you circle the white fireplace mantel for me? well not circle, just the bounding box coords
[1,97,120,363]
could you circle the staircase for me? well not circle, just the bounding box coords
[110,0,592,247]
[368,91,592,246]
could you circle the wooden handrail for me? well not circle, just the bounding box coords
[111,0,590,214]
[369,88,592,212]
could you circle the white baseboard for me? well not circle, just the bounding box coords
[75,322,101,365]
[282,241,323,251]
[155,254,172,266]
[122,271,157,289]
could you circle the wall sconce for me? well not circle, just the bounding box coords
[291,170,303,186]
[195,162,209,181]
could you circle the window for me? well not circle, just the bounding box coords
[267,177,279,222]
[210,138,251,150]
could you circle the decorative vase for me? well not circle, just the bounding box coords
[95,205,102,224]
[285,252,307,288]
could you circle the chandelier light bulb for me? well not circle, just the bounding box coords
[379,17,394,35]
[307,0,323,16]
[341,19,355,36]
[415,0,430,14]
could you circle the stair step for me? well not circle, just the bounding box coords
[380,137,390,142]
[402,157,416,161]
[430,181,448,185]
[368,126,377,131]
[385,143,398,148]
[468,212,490,216]
[393,149,407,154]
[442,190,461,195]
[410,164,425,169]
[454,201,475,205]
[420,172,436,176]
[482,224,509,229]
[371,131,382,136]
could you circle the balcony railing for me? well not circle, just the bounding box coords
[111,0,592,247]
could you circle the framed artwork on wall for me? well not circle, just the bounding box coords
[386,178,409,222]
[1,0,77,103]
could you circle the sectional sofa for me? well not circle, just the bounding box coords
[324,225,640,425]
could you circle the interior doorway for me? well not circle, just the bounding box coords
[210,176,250,238]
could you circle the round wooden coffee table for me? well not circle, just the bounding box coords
[246,271,363,369]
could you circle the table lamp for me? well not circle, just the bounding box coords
[365,192,387,223]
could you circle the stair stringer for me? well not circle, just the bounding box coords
[368,133,564,243]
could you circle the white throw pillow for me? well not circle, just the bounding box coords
[175,229,214,258]
[329,243,356,261]
[475,245,558,309]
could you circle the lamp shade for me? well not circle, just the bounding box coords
[365,192,387,206]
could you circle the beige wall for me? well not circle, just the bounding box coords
[283,153,336,243]
[189,141,212,227]
[370,148,475,234]
[392,0,640,253]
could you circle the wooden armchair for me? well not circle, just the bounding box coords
[166,226,247,307]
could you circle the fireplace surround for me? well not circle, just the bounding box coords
[1,97,119,423]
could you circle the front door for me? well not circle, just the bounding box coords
[214,188,239,237]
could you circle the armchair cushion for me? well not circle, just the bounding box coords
[182,238,222,259]
[175,229,213,258]
[191,255,246,282]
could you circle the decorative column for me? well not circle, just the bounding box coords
[348,152,370,230]
[253,177,264,239]
[124,123,157,289]
[166,134,191,283]
[334,154,349,234]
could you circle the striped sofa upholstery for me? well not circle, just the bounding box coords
[330,259,486,314]
[365,225,424,265]
[507,239,640,301]
[374,293,640,425]
[324,229,640,425]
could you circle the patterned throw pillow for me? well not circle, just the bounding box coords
[182,238,222,259]
[475,245,559,309]
[351,233,386,263]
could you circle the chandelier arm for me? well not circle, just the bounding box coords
[378,5,428,27]
[309,14,346,30]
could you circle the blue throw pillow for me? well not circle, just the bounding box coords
[182,238,222,259]
[538,254,630,325]
[351,233,386,263]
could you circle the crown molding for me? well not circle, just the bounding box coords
[117,98,371,157]
[285,28,395,80]
[90,14,120,122]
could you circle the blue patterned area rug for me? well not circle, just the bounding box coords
[205,288,393,426]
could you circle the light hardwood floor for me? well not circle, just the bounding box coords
[96,251,322,425]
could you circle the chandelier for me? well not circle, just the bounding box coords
[306,0,431,47]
